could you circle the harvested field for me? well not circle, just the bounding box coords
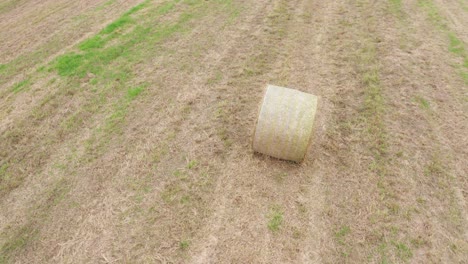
[0,0,466,263]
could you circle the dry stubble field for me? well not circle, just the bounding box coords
[0,0,467,263]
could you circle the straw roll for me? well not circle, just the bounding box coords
[252,85,318,162]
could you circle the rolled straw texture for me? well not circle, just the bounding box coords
[252,85,318,162]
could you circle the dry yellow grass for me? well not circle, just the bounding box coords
[0,0,466,263]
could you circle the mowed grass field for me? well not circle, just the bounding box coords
[0,0,467,263]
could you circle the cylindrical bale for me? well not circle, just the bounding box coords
[252,85,319,162]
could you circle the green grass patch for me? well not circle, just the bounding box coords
[448,33,465,55]
[424,157,444,176]
[55,53,86,77]
[418,0,468,83]
[356,35,413,263]
[54,44,129,77]
[1,1,153,85]
[74,0,211,159]
[2,0,218,205]
[11,79,30,93]
[335,226,351,245]
[179,240,190,250]
[172,169,185,178]
[0,163,8,177]
[207,71,223,85]
[335,225,351,237]
[414,96,430,109]
[447,33,468,83]
[46,0,223,162]
[79,36,106,51]
[421,154,465,227]
[53,0,186,78]
[392,241,413,260]
[104,105,127,134]
[461,70,468,83]
[101,16,133,34]
[357,41,389,197]
[418,0,446,29]
[155,0,178,15]
[187,160,198,169]
[377,242,390,264]
[123,0,151,16]
[127,85,145,99]
[53,0,153,77]
[361,45,388,166]
[126,174,153,204]
[180,195,190,204]
[0,225,38,264]
[267,206,283,232]
[100,0,149,34]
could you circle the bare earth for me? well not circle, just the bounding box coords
[0,0,466,263]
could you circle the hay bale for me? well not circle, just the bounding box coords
[252,85,318,162]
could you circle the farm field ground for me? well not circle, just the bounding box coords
[0,0,467,263]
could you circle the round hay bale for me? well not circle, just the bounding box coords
[252,85,319,163]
